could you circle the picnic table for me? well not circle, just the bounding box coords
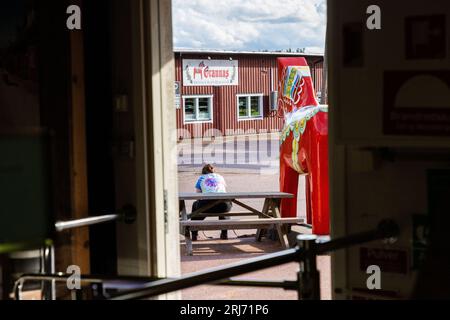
[179,192,303,255]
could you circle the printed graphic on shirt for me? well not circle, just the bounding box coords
[195,173,226,193]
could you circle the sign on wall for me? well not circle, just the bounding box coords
[383,70,450,136]
[360,247,408,274]
[183,59,239,86]
[174,81,181,109]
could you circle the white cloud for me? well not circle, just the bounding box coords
[172,0,326,53]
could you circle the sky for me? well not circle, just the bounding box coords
[172,0,326,54]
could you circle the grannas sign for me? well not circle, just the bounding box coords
[183,59,239,86]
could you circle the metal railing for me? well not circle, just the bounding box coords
[110,219,399,300]
[14,219,399,300]
[11,204,137,300]
[13,273,161,300]
[54,204,136,232]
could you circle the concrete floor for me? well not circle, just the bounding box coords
[177,135,331,300]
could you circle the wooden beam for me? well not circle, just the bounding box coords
[189,212,260,217]
[69,0,90,273]
[231,199,265,216]
[256,198,271,241]
[179,192,294,200]
[181,217,303,228]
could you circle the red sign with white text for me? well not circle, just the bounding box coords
[360,247,408,274]
[183,59,239,86]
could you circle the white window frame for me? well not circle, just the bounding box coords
[236,93,264,121]
[182,95,214,124]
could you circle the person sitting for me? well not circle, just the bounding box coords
[191,164,232,241]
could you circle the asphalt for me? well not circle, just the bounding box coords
[177,132,280,174]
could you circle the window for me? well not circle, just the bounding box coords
[183,95,213,123]
[237,94,263,120]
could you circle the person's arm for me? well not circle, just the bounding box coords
[195,176,203,193]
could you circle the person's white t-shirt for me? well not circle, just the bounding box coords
[195,173,227,193]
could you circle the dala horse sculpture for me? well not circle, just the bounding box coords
[278,57,329,235]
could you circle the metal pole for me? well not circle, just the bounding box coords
[91,282,105,300]
[43,245,53,300]
[217,279,298,290]
[111,219,399,300]
[12,273,162,300]
[49,245,56,300]
[315,219,400,256]
[13,220,398,300]
[71,289,83,301]
[54,205,136,232]
[55,214,121,232]
[297,235,321,300]
[14,273,159,285]
[110,248,299,300]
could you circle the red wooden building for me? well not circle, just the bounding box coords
[175,50,324,138]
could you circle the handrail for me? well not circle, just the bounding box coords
[13,273,162,300]
[54,204,136,232]
[217,278,298,290]
[110,219,399,300]
[112,249,299,300]
[55,214,120,232]
[15,273,158,284]
[13,205,136,300]
[14,219,399,300]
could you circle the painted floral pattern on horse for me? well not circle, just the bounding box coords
[281,105,328,173]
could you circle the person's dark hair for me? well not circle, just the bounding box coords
[202,164,215,174]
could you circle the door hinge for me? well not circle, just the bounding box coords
[164,189,168,234]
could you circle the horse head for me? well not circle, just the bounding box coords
[277,57,319,117]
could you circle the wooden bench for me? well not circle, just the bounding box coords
[179,192,302,255]
[180,218,302,230]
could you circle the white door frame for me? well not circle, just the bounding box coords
[327,0,348,299]
[129,0,181,298]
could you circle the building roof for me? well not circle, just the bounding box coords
[174,48,324,58]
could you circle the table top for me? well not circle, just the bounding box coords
[179,192,294,200]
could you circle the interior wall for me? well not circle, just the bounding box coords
[329,0,450,299]
[0,1,40,128]
[345,148,450,298]
[0,1,92,289]
[330,0,450,147]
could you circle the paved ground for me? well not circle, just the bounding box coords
[178,133,331,300]
[179,233,331,300]
[177,132,280,174]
